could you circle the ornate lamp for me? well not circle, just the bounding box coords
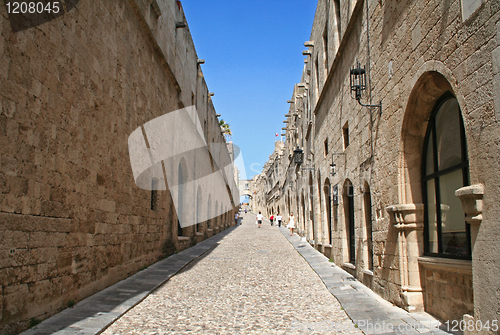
[330,162,337,176]
[330,153,346,176]
[293,146,303,165]
[350,60,382,114]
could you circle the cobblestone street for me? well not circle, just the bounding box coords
[102,214,361,334]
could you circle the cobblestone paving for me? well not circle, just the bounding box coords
[102,214,362,334]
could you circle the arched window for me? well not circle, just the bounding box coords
[422,93,470,259]
[344,179,355,264]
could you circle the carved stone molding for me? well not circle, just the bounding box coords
[455,184,484,252]
[455,184,484,224]
[386,203,424,230]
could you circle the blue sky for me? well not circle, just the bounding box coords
[181,1,318,180]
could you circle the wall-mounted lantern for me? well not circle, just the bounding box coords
[330,162,337,176]
[330,153,346,176]
[350,60,382,114]
[293,146,303,166]
[176,22,187,28]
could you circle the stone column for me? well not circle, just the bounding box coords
[455,184,484,253]
[455,185,485,334]
[386,203,424,312]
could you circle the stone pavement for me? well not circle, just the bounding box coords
[24,213,454,334]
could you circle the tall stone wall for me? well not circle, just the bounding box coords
[0,1,237,333]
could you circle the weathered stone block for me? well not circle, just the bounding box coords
[3,284,28,323]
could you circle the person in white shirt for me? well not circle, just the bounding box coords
[287,212,296,236]
[234,213,239,226]
[276,213,283,227]
[256,211,264,228]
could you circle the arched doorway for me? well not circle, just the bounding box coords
[207,194,212,230]
[324,179,332,245]
[215,200,219,229]
[308,172,315,241]
[317,171,323,244]
[196,186,202,233]
[343,179,355,264]
[177,159,188,237]
[363,182,373,271]
[301,192,306,233]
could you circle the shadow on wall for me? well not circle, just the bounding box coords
[381,0,415,45]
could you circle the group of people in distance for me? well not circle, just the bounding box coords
[256,211,295,236]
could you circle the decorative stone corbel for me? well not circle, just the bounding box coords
[455,184,484,252]
[386,203,424,230]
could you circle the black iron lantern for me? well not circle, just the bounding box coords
[349,60,382,114]
[330,162,336,176]
[293,146,303,165]
[350,60,366,102]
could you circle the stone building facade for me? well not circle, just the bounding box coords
[0,0,238,333]
[254,0,500,329]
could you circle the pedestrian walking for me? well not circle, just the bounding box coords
[245,208,247,214]
[269,214,274,226]
[276,213,282,227]
[287,213,296,236]
[256,211,263,228]
[234,213,239,226]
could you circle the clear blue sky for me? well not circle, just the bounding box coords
[181,1,318,180]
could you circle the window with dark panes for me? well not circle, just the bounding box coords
[422,93,470,259]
